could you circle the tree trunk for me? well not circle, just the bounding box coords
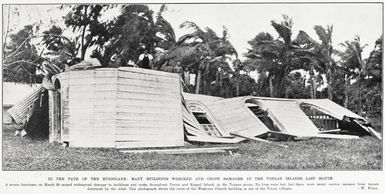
[203,79,208,95]
[236,75,240,97]
[344,74,349,108]
[358,78,362,115]
[312,77,317,99]
[219,70,223,87]
[310,78,315,99]
[3,5,11,59]
[327,66,333,100]
[195,69,202,94]
[183,71,190,86]
[269,76,274,97]
[309,67,316,99]
[80,25,87,60]
[80,6,88,61]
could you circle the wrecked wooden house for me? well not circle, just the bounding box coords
[299,99,382,139]
[8,66,381,149]
[183,94,382,141]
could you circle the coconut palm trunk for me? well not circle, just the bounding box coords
[236,75,240,96]
[269,76,274,97]
[327,67,333,100]
[344,74,349,108]
[358,78,362,114]
[195,68,202,94]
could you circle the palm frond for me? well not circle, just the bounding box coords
[271,15,293,45]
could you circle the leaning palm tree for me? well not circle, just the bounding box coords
[245,32,278,97]
[313,25,335,100]
[245,15,316,98]
[157,21,237,94]
[293,30,329,99]
[339,36,368,112]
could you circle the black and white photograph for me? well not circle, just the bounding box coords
[1,1,383,175]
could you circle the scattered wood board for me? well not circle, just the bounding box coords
[186,135,245,143]
[256,131,297,140]
[318,129,341,134]
[230,132,288,148]
[119,146,239,155]
[314,134,360,139]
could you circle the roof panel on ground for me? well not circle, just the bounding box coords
[299,99,363,120]
[253,97,319,137]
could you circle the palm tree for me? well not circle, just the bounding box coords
[157,21,237,94]
[339,36,367,112]
[293,30,327,99]
[63,5,112,61]
[232,58,244,96]
[41,25,80,66]
[245,15,316,98]
[244,32,276,96]
[313,25,335,100]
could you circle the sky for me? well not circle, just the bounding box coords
[3,3,383,60]
[154,3,382,59]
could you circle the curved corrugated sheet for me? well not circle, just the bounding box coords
[8,85,45,124]
[252,97,319,137]
[299,99,364,120]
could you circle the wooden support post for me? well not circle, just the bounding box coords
[48,90,54,143]
[48,90,61,143]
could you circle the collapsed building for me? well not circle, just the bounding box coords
[7,66,382,149]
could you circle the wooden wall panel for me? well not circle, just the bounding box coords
[68,69,118,148]
[60,68,183,148]
[116,67,183,148]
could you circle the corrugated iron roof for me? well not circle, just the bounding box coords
[299,99,364,120]
[185,94,270,137]
[7,85,45,124]
[253,97,320,137]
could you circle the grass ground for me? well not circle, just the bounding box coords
[2,124,382,170]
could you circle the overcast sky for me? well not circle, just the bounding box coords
[3,3,383,60]
[154,3,382,59]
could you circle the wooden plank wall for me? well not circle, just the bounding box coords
[68,69,118,148]
[115,67,184,148]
